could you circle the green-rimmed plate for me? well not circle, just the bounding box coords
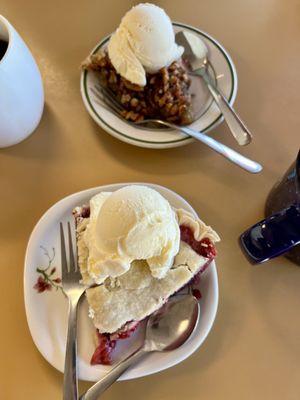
[80,23,237,149]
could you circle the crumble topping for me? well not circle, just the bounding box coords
[83,51,193,126]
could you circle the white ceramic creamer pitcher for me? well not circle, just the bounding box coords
[0,15,44,147]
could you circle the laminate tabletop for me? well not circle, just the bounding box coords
[0,1,299,399]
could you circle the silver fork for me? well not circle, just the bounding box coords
[60,222,86,400]
[92,84,262,174]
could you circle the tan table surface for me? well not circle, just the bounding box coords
[1,0,300,399]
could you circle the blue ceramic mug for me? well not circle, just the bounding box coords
[240,151,300,265]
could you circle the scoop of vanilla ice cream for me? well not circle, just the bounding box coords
[108,3,184,86]
[82,192,126,283]
[83,185,180,283]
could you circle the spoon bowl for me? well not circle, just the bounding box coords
[144,294,200,352]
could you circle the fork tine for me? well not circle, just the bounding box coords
[90,88,107,107]
[95,84,124,112]
[102,95,123,114]
[91,82,147,129]
[91,87,117,110]
[91,87,124,116]
[91,85,105,100]
[67,222,76,272]
[90,87,117,109]
[97,88,123,112]
[90,86,102,100]
[94,98,124,120]
[60,223,68,279]
[99,84,121,103]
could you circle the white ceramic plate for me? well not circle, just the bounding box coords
[24,183,219,382]
[80,23,237,149]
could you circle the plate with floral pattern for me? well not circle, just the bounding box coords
[24,183,219,381]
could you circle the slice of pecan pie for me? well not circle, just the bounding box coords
[73,190,220,365]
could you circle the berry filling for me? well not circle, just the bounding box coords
[90,332,116,365]
[192,288,202,300]
[91,322,139,365]
[180,225,217,259]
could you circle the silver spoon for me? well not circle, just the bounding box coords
[176,30,253,146]
[80,295,200,400]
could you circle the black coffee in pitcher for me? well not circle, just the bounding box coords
[0,39,8,60]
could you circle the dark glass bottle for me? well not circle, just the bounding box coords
[265,151,300,265]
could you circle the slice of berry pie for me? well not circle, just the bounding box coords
[73,186,220,365]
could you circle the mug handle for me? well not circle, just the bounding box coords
[240,204,300,264]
